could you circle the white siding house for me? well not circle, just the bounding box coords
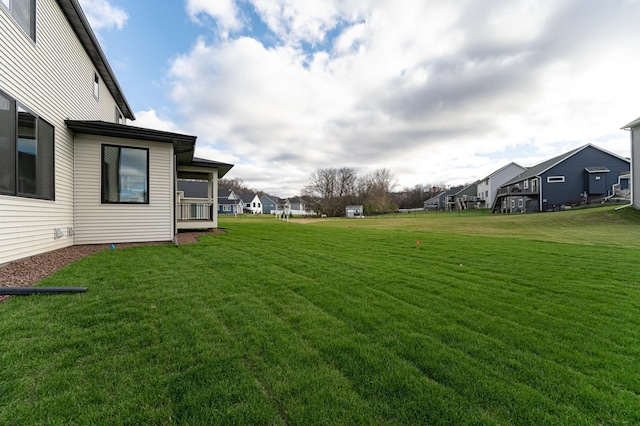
[239,194,262,214]
[476,162,527,209]
[73,135,174,244]
[0,0,232,265]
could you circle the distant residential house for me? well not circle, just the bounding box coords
[476,162,527,209]
[273,197,315,216]
[423,191,446,210]
[218,197,242,215]
[219,188,239,200]
[442,186,464,211]
[452,182,479,210]
[261,195,277,214]
[623,116,640,209]
[288,197,315,215]
[239,194,262,214]
[493,144,630,213]
[214,188,242,214]
[0,0,232,265]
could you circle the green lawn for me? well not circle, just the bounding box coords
[2,206,640,424]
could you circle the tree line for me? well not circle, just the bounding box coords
[300,167,394,217]
[220,171,452,217]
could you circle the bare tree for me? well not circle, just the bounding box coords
[359,168,397,212]
[303,167,358,216]
[392,184,427,209]
[219,177,253,195]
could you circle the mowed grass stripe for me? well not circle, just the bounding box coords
[199,243,492,423]
[286,273,615,423]
[1,207,640,424]
[200,220,638,422]
[216,276,492,424]
[215,218,640,422]
[250,223,640,374]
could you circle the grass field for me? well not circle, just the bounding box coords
[1,206,640,424]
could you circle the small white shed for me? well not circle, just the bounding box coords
[345,205,364,218]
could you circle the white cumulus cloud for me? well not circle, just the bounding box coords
[185,0,243,38]
[161,0,640,195]
[78,0,128,31]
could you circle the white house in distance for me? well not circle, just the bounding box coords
[239,194,262,214]
[0,0,232,265]
[623,116,640,209]
[476,162,527,209]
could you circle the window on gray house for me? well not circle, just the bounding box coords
[1,0,35,40]
[0,89,55,200]
[101,145,149,203]
[547,176,565,183]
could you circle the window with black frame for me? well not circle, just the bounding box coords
[101,145,149,203]
[0,89,55,200]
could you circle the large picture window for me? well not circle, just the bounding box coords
[101,145,149,203]
[0,0,36,40]
[0,90,55,200]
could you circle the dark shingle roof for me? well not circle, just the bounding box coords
[178,180,208,198]
[503,145,587,185]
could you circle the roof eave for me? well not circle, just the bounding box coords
[65,120,197,164]
[190,157,235,178]
[622,116,640,130]
[65,119,196,143]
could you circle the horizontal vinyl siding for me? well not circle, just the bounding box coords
[0,0,125,263]
[74,136,174,244]
[0,195,73,265]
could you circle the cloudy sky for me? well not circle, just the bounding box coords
[79,0,640,197]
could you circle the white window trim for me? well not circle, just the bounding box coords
[547,176,565,183]
[115,107,123,124]
[93,72,100,100]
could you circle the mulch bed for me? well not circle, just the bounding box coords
[0,230,222,303]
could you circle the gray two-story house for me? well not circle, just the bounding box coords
[493,144,629,213]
